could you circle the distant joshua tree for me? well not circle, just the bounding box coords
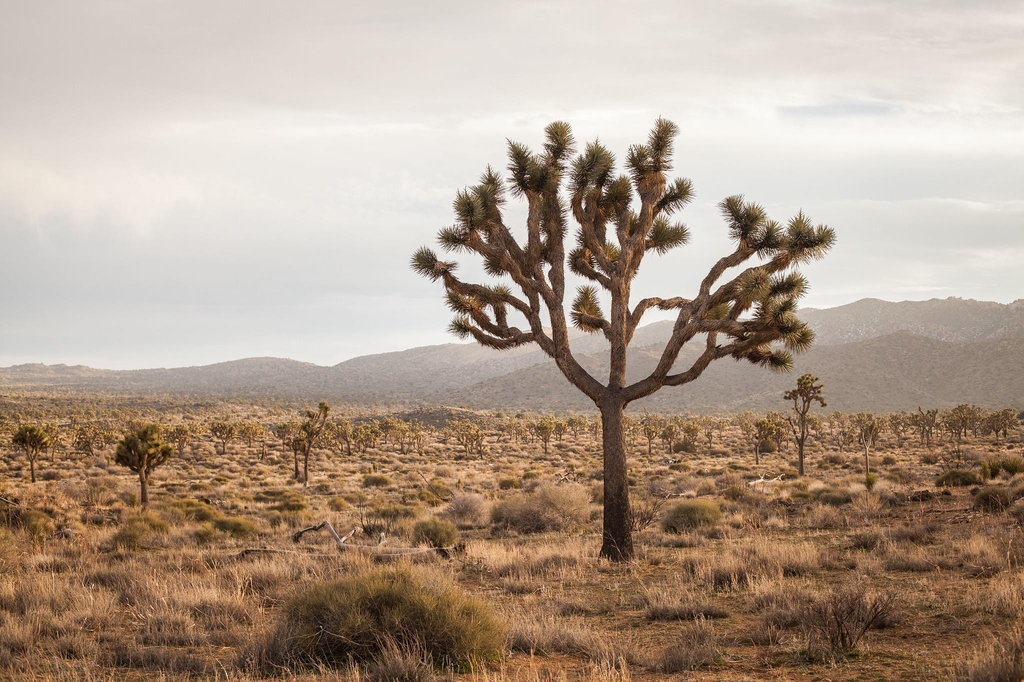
[411,119,834,560]
[209,420,237,456]
[115,424,174,507]
[12,425,51,483]
[298,402,330,486]
[784,373,826,476]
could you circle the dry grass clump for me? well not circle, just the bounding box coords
[660,499,721,533]
[951,627,1024,682]
[441,493,489,529]
[251,565,505,672]
[490,484,590,534]
[652,617,723,673]
[507,615,637,666]
[411,517,458,548]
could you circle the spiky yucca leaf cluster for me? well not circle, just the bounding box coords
[411,119,834,403]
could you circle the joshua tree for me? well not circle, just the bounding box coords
[330,418,354,456]
[12,425,51,483]
[784,373,826,476]
[853,412,881,475]
[753,416,780,465]
[639,410,664,455]
[115,424,174,506]
[531,415,557,454]
[299,402,330,486]
[209,420,237,456]
[411,119,834,560]
[912,407,938,447]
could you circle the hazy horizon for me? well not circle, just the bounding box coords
[2,2,1022,370]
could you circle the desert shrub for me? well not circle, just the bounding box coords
[952,627,1024,682]
[816,487,854,507]
[936,469,981,487]
[213,517,259,538]
[1002,456,1024,475]
[985,458,1004,479]
[18,510,55,543]
[655,617,722,673]
[327,496,350,512]
[974,486,1011,512]
[1011,499,1024,526]
[165,499,218,522]
[645,599,728,622]
[411,518,458,549]
[798,587,897,661]
[261,490,308,513]
[441,494,489,529]
[881,455,897,466]
[864,472,879,491]
[491,484,590,534]
[363,474,392,488]
[661,500,721,533]
[256,566,505,670]
[112,514,168,550]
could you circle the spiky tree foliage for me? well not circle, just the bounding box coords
[115,424,174,507]
[531,415,556,454]
[828,412,854,454]
[411,119,834,560]
[753,417,780,465]
[166,422,203,460]
[12,425,51,483]
[783,373,826,477]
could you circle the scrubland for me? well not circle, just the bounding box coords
[0,395,1022,681]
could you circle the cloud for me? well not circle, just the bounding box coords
[0,0,1021,368]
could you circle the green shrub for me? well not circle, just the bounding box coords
[498,478,521,490]
[936,469,982,487]
[213,517,259,538]
[661,500,721,533]
[363,474,392,488]
[257,566,505,670]
[973,486,1011,512]
[490,484,590,534]
[411,518,458,549]
[864,473,879,492]
[985,458,1003,479]
[1001,457,1024,475]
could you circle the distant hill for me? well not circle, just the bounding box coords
[447,332,1024,413]
[1,297,1022,412]
[799,297,1024,345]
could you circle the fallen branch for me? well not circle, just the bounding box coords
[224,520,465,562]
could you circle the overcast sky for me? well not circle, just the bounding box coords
[1,1,1022,369]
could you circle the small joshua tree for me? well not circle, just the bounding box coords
[12,425,51,483]
[298,402,330,486]
[853,412,881,476]
[209,420,237,456]
[412,119,834,560]
[115,424,174,506]
[784,373,826,476]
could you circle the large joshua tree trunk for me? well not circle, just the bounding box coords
[600,399,632,562]
[139,470,149,506]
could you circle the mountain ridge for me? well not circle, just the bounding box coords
[2,297,1023,412]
